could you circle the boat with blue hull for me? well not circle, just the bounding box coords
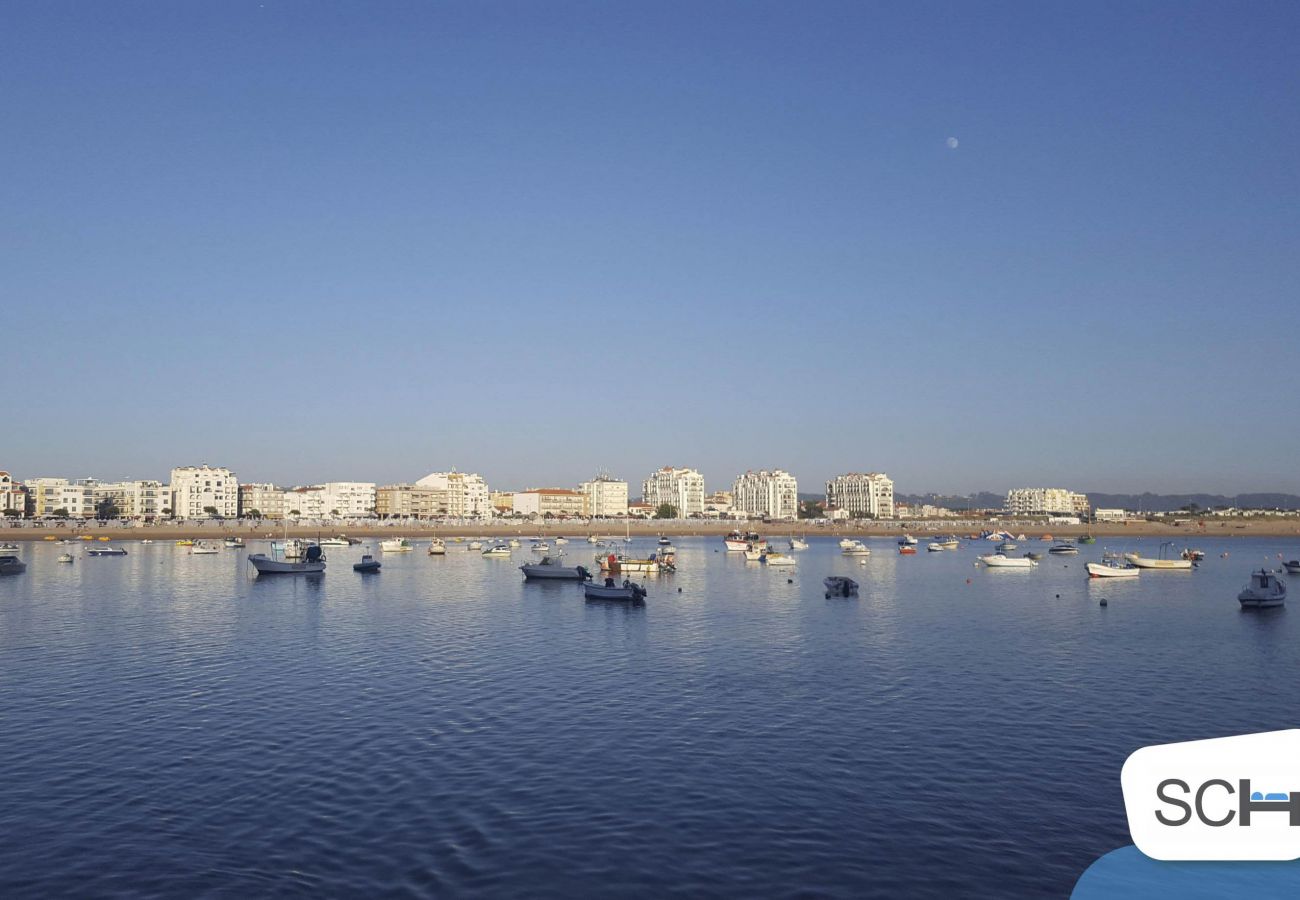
[249,544,326,575]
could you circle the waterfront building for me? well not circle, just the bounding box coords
[375,484,442,519]
[415,470,491,519]
[825,472,895,519]
[1004,488,1089,517]
[170,465,238,519]
[239,483,286,520]
[1094,508,1129,522]
[732,469,799,520]
[27,477,97,518]
[93,480,170,520]
[512,488,584,518]
[489,491,515,516]
[641,467,705,517]
[0,471,26,517]
[316,482,376,519]
[579,474,628,518]
[627,501,655,518]
[282,486,325,519]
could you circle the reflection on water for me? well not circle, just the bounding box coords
[1,535,1298,896]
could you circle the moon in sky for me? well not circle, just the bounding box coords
[946,137,959,150]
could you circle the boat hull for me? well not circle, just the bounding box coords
[1124,554,1193,570]
[980,554,1035,568]
[1086,562,1139,578]
[521,565,589,580]
[248,554,325,574]
[584,583,646,601]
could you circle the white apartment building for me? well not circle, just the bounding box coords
[513,489,585,518]
[282,486,325,519]
[1094,508,1128,522]
[579,474,629,518]
[825,472,895,519]
[93,480,170,519]
[704,490,734,517]
[0,471,25,516]
[415,470,491,519]
[27,477,97,518]
[170,465,239,519]
[317,482,376,519]
[239,483,286,519]
[1004,488,1089,517]
[732,469,799,520]
[641,467,705,517]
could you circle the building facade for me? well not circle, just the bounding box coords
[579,474,629,518]
[375,484,442,519]
[93,480,170,519]
[489,491,515,516]
[513,489,584,518]
[703,490,734,517]
[0,471,26,517]
[415,470,491,519]
[1004,488,1089,516]
[170,465,238,519]
[641,467,705,517]
[316,482,376,519]
[27,477,97,518]
[732,469,799,520]
[239,483,286,519]
[825,472,896,519]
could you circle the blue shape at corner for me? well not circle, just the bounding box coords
[1072,846,1300,899]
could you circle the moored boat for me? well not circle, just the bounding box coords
[763,551,797,567]
[823,576,859,597]
[899,534,919,546]
[841,540,870,556]
[725,530,765,552]
[789,537,809,550]
[996,541,1017,554]
[1239,569,1286,608]
[1086,561,1139,578]
[57,553,74,564]
[249,544,325,575]
[521,557,591,580]
[1048,543,1079,555]
[482,543,512,557]
[584,578,647,602]
[427,538,447,555]
[1124,543,1193,570]
[353,554,381,573]
[224,536,245,548]
[87,546,128,556]
[1181,548,1206,561]
[1079,534,1097,544]
[980,554,1036,568]
[927,543,944,552]
[190,542,220,554]
[0,556,26,575]
[1284,560,1300,575]
[380,538,413,553]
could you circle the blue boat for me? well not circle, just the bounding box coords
[353,554,381,573]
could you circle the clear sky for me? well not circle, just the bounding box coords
[3,1,1297,495]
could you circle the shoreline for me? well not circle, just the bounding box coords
[3,520,1298,542]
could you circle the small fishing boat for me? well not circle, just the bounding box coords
[838,538,856,550]
[1285,560,1300,575]
[980,554,1036,568]
[1023,551,1044,561]
[996,541,1017,554]
[899,534,919,546]
[841,540,871,556]
[744,545,765,561]
[587,535,600,544]
[87,546,128,556]
[936,536,960,550]
[927,543,944,552]
[898,545,917,555]
[725,530,765,552]
[508,538,521,548]
[57,553,74,564]
[598,552,666,573]
[318,536,353,547]
[789,537,809,550]
[249,544,325,575]
[763,551,797,567]
[0,556,26,575]
[1181,548,1206,561]
[1048,543,1079,555]
[823,576,859,597]
[468,541,483,551]
[554,537,569,545]
[1239,569,1286,608]
[224,536,245,548]
[1124,543,1193,570]
[482,543,512,557]
[190,542,220,555]
[1086,561,1139,578]
[427,538,446,555]
[520,557,591,580]
[380,538,413,553]
[0,542,18,552]
[1079,534,1097,544]
[584,578,647,602]
[531,541,551,553]
[353,554,381,573]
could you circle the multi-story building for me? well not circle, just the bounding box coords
[170,465,238,519]
[1094,508,1128,522]
[732,469,799,520]
[489,491,515,516]
[27,477,97,518]
[1071,492,1091,518]
[317,482,376,519]
[825,472,895,519]
[579,474,628,518]
[415,470,491,519]
[376,484,442,519]
[627,501,655,518]
[93,480,170,519]
[282,486,325,519]
[513,489,585,518]
[703,491,733,517]
[641,467,705,517]
[0,471,26,517]
[239,483,286,520]
[1004,488,1089,517]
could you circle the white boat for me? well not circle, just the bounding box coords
[1048,543,1079,555]
[57,553,75,564]
[744,545,765,561]
[841,540,871,556]
[927,543,944,552]
[789,537,809,550]
[318,536,352,547]
[468,541,483,551]
[531,541,551,553]
[980,554,1036,568]
[1086,561,1139,578]
[87,546,128,556]
[900,534,919,546]
[763,551,797,567]
[508,538,521,548]
[657,536,671,546]
[1284,560,1300,575]
[554,537,568,545]
[1239,569,1286,608]
[823,576,859,597]
[190,542,220,555]
[726,530,765,552]
[224,536,245,548]
[996,541,1018,554]
[587,535,600,544]
[1123,553,1193,570]
[584,579,647,602]
[248,544,326,575]
[427,538,446,555]
[599,554,661,573]
[838,538,856,550]
[520,557,591,580]
[936,536,960,549]
[482,543,512,557]
[380,538,413,553]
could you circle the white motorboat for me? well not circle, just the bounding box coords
[380,538,413,553]
[427,538,447,555]
[1123,553,1193,570]
[520,557,591,580]
[555,537,568,545]
[249,543,326,575]
[1239,569,1286,608]
[598,553,663,573]
[763,551,797,567]
[936,536,960,550]
[841,540,871,556]
[980,554,1036,568]
[468,541,483,551]
[996,541,1018,554]
[823,576,859,597]
[224,536,245,548]
[1048,543,1079,555]
[726,530,765,551]
[191,542,220,555]
[587,535,600,544]
[927,543,944,552]
[657,536,671,546]
[744,545,765,561]
[508,538,521,547]
[899,534,919,546]
[789,537,809,550]
[87,546,128,556]
[482,543,512,557]
[57,553,75,564]
[531,541,551,553]
[838,538,855,550]
[318,536,355,547]
[1086,561,1139,578]
[584,579,647,602]
[1284,560,1300,575]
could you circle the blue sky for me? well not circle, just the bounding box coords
[3,1,1297,494]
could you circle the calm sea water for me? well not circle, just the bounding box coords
[2,535,1298,897]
